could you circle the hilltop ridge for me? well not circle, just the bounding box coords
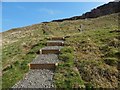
[52,1,120,22]
[2,1,120,33]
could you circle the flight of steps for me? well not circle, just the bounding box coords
[12,36,64,88]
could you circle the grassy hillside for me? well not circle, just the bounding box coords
[2,13,119,88]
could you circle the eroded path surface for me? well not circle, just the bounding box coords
[31,54,59,64]
[12,37,64,88]
[13,69,54,88]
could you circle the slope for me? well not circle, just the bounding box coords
[2,13,119,88]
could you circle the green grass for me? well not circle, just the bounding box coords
[64,17,119,88]
[54,47,85,88]
[2,40,45,88]
[103,57,118,66]
[2,13,119,88]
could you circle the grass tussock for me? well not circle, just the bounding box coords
[54,47,85,88]
[65,20,119,88]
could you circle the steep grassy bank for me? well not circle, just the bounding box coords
[2,13,119,88]
[2,38,46,88]
[65,25,119,88]
[54,47,84,88]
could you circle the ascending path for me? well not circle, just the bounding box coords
[12,37,64,88]
[30,54,59,69]
[13,69,55,88]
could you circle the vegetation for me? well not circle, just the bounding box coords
[54,47,85,88]
[64,16,119,88]
[2,39,46,88]
[2,13,119,88]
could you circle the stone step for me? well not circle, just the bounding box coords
[12,69,55,88]
[40,46,63,54]
[49,37,65,40]
[29,54,59,69]
[47,40,64,46]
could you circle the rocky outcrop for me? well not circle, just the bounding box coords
[52,1,120,22]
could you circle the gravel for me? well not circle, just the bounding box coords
[31,54,59,64]
[12,40,64,89]
[12,69,55,88]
